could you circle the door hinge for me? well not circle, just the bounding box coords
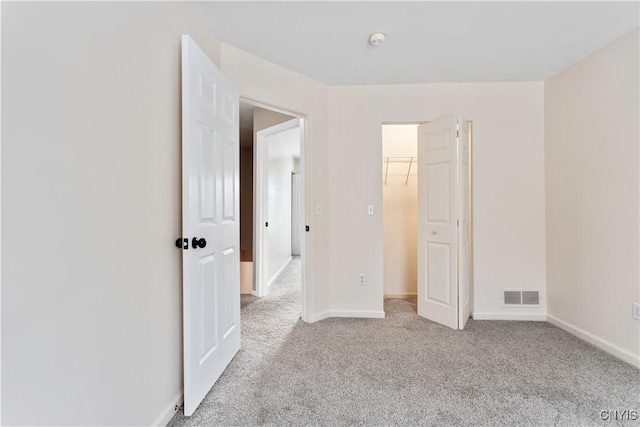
[457,220,459,227]
[457,130,459,137]
[305,225,310,232]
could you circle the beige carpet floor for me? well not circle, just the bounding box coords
[169,257,639,426]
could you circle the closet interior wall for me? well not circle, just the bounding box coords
[382,125,419,299]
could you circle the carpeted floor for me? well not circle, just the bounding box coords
[169,257,639,426]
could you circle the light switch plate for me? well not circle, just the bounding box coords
[367,204,374,216]
[315,203,322,216]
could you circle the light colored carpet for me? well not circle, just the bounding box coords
[169,258,639,426]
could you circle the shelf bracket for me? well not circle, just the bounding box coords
[384,157,390,185]
[405,157,414,185]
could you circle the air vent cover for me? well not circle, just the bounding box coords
[503,290,540,307]
[504,291,521,305]
[522,291,540,305]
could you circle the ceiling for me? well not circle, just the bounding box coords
[200,1,639,85]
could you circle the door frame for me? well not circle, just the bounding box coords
[243,98,310,323]
[291,172,303,256]
[467,121,475,320]
[380,119,474,325]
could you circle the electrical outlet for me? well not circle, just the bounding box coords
[359,274,366,286]
[633,302,640,320]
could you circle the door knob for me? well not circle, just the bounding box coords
[175,238,188,249]
[192,237,207,249]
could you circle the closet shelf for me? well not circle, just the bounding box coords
[383,156,415,185]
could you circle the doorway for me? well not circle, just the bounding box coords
[382,124,419,300]
[238,100,307,320]
[381,116,474,330]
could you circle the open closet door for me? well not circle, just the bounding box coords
[417,115,470,330]
[181,35,241,416]
[457,120,472,329]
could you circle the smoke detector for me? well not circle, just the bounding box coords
[369,32,386,46]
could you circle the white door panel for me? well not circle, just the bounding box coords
[426,242,451,306]
[182,35,240,416]
[417,115,468,330]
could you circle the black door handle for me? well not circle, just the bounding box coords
[192,237,207,249]
[175,238,188,249]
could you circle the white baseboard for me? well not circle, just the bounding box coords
[151,390,183,427]
[267,256,292,290]
[384,293,417,299]
[329,310,386,319]
[309,310,330,323]
[473,312,547,321]
[547,314,640,368]
[310,309,387,321]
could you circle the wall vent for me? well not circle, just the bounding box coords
[504,291,521,305]
[503,290,540,307]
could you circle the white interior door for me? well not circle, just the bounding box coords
[181,34,241,416]
[417,115,469,330]
[291,173,302,256]
[458,120,471,329]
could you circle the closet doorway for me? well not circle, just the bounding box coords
[382,124,419,301]
[382,116,474,330]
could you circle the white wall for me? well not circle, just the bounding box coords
[328,83,546,319]
[1,2,221,425]
[545,28,640,365]
[382,125,418,298]
[265,126,299,284]
[221,44,331,321]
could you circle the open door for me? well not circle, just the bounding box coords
[181,35,241,416]
[457,121,472,329]
[417,115,470,330]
